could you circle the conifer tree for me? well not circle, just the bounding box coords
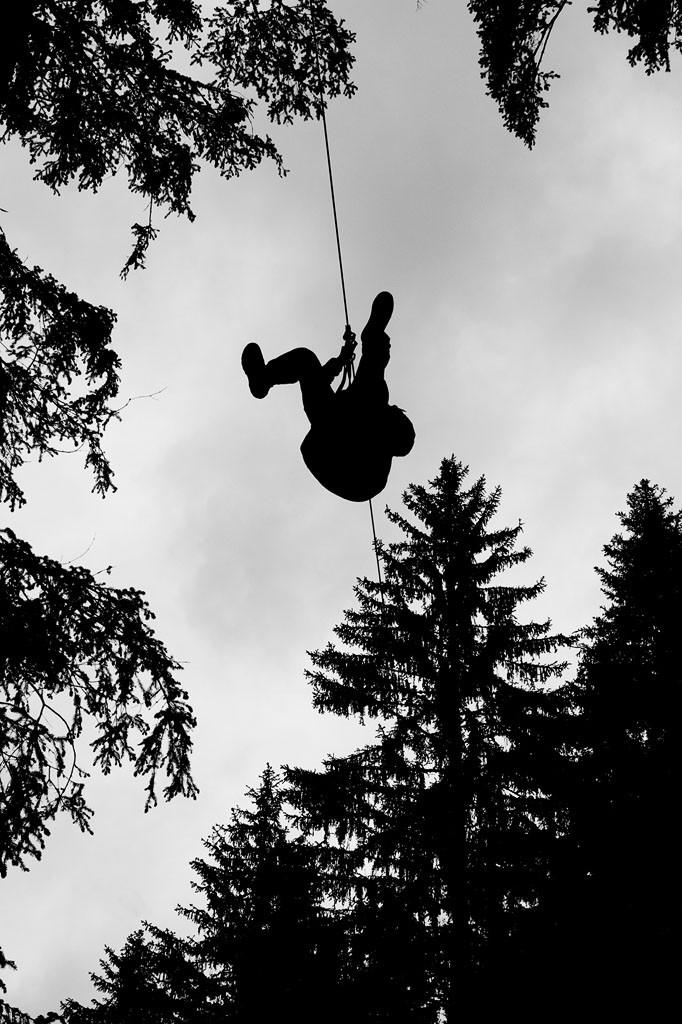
[58,766,348,1022]
[561,479,679,1008]
[179,764,345,1023]
[287,457,571,1020]
[64,930,169,1022]
[60,926,215,1023]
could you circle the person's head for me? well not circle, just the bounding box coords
[385,404,415,457]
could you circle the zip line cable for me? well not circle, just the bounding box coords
[309,7,385,607]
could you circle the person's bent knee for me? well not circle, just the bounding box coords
[289,348,323,380]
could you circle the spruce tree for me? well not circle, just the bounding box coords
[287,457,571,1020]
[61,929,175,1023]
[180,765,345,1023]
[60,925,219,1023]
[564,479,679,1007]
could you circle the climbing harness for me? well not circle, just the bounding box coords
[335,324,357,394]
[309,3,385,604]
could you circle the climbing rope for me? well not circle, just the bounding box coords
[309,3,385,608]
[309,5,352,337]
[368,493,386,609]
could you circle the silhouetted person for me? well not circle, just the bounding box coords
[241,291,415,501]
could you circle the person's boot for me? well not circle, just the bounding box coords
[361,291,394,344]
[241,343,270,398]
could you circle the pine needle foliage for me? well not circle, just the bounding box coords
[0,0,355,885]
[0,526,197,877]
[287,457,572,1019]
[0,228,119,509]
[558,479,680,1008]
[180,765,346,1023]
[61,927,216,1024]
[0,0,355,273]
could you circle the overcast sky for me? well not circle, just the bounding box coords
[3,0,682,1013]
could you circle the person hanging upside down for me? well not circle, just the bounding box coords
[241,291,415,502]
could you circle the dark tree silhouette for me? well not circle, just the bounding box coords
[0,995,37,1024]
[0,228,119,510]
[0,948,15,996]
[0,0,355,273]
[47,469,679,1017]
[1,0,353,881]
[60,928,194,1024]
[467,0,682,145]
[60,765,349,1022]
[180,764,346,1023]
[552,479,679,1011]
[287,457,571,1020]
[61,924,226,1023]
[1,1,355,1003]
[0,527,197,877]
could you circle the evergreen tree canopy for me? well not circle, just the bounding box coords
[287,457,572,1019]
[0,0,355,272]
[0,526,197,876]
[0,228,119,510]
[0,0,353,883]
[180,764,345,1022]
[563,478,679,1005]
[58,766,348,1021]
[468,0,682,145]
[46,471,679,1019]
[60,927,209,1024]
[0,0,355,493]
[0,0,355,1005]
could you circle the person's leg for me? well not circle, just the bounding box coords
[352,291,394,404]
[241,344,333,422]
[361,290,394,347]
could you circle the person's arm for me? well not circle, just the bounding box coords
[321,330,356,383]
[321,351,345,382]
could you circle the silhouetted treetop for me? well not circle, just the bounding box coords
[577,476,681,742]
[0,526,197,877]
[179,764,346,1022]
[0,228,119,509]
[1,0,355,271]
[561,477,680,1008]
[289,456,572,1019]
[594,477,682,620]
[60,925,215,1023]
[468,0,682,145]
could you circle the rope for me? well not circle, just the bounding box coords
[320,104,351,331]
[368,497,386,609]
[309,3,385,614]
[309,5,351,337]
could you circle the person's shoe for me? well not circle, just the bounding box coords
[361,291,394,344]
[241,343,270,398]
